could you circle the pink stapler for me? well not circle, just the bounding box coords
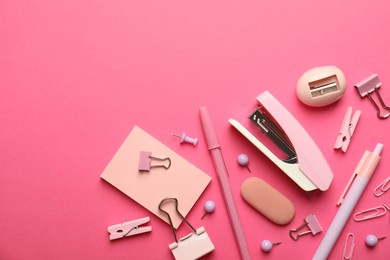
[229,91,333,191]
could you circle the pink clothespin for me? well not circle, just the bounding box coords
[334,106,361,152]
[107,217,152,240]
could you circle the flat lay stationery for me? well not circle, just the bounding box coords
[2,2,389,259]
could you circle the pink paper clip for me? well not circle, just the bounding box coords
[353,204,389,222]
[355,74,390,119]
[107,217,152,240]
[289,214,322,240]
[342,233,355,260]
[334,106,361,152]
[138,151,171,172]
[374,177,390,197]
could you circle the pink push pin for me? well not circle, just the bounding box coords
[238,154,251,173]
[171,132,198,146]
[201,200,216,219]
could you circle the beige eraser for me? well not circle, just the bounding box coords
[241,177,295,225]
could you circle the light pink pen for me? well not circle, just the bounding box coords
[200,107,251,260]
[313,143,383,260]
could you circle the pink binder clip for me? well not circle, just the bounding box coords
[289,214,322,241]
[107,217,152,240]
[138,151,171,172]
[334,106,361,152]
[355,74,390,119]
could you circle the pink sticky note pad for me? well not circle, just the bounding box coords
[100,125,211,229]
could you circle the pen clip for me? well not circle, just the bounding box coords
[338,150,374,206]
[337,173,358,206]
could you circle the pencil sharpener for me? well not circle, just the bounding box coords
[296,66,346,107]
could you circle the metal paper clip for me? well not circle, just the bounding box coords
[289,214,322,241]
[249,107,297,163]
[138,151,171,172]
[159,197,215,260]
[355,74,390,119]
[374,177,390,197]
[353,204,389,222]
[342,233,355,260]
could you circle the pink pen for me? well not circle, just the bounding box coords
[313,143,383,259]
[200,107,251,260]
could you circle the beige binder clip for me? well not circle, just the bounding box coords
[159,197,215,260]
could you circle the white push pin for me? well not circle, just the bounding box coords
[171,133,198,146]
[201,200,216,219]
[365,234,386,247]
[261,240,281,253]
[238,154,251,173]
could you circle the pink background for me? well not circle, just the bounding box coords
[1,1,389,259]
